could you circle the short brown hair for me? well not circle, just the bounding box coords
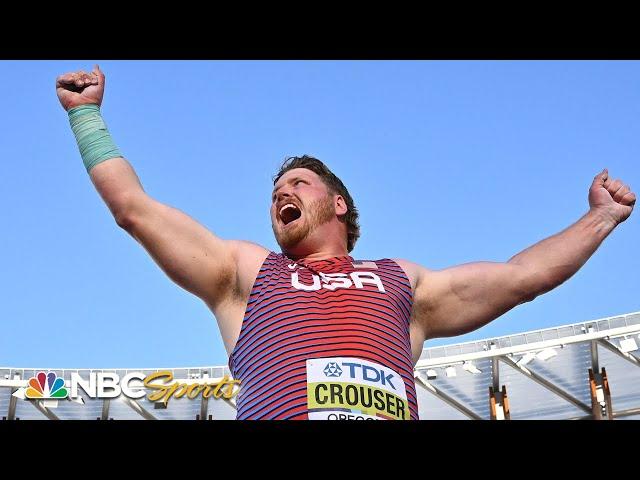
[273,155,360,252]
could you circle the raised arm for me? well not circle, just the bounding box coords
[406,169,635,342]
[88,158,238,305]
[56,66,268,313]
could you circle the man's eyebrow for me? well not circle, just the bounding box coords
[272,176,307,195]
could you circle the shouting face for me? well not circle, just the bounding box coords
[271,168,338,251]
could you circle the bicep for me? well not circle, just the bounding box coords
[124,195,238,306]
[416,262,533,340]
[89,158,241,305]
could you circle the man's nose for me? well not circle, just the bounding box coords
[276,190,293,203]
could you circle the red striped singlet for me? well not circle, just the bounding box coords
[228,252,419,420]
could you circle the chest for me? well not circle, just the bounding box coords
[248,261,412,316]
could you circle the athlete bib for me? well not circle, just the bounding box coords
[307,357,409,420]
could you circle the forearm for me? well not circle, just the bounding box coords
[68,104,146,224]
[89,158,147,227]
[419,169,634,340]
[508,209,617,296]
[57,67,243,308]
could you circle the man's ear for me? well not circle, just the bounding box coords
[335,195,348,216]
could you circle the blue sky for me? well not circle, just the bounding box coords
[1,60,638,369]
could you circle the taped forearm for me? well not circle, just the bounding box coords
[68,104,123,172]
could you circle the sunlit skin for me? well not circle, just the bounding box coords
[270,168,349,261]
[56,66,636,366]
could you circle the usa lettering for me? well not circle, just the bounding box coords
[291,271,385,293]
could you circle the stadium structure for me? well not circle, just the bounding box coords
[2,311,639,420]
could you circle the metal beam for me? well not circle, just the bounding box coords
[596,339,640,368]
[7,374,20,420]
[414,373,483,420]
[31,400,60,420]
[588,368,613,420]
[121,397,157,420]
[200,395,209,420]
[568,406,640,420]
[498,356,592,414]
[100,399,110,420]
[491,357,500,391]
[591,340,599,372]
[416,323,640,369]
[489,385,510,420]
[612,407,640,419]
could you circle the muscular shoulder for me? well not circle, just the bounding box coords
[390,258,432,294]
[390,258,446,320]
[391,258,438,356]
[227,239,270,260]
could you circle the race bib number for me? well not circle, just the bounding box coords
[307,357,409,420]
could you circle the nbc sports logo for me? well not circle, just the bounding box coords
[25,371,68,399]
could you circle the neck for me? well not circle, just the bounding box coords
[285,249,350,262]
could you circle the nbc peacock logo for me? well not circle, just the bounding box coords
[25,371,68,399]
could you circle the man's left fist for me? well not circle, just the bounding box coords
[589,169,636,225]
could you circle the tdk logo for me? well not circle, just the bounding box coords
[292,272,385,293]
[343,362,397,390]
[323,362,343,377]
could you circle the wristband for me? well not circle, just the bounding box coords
[68,104,123,172]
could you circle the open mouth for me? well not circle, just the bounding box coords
[279,203,302,226]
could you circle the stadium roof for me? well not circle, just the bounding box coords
[2,311,639,420]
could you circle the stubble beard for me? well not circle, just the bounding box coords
[273,194,336,251]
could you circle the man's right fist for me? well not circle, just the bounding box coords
[56,65,105,111]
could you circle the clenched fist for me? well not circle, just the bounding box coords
[589,169,636,225]
[56,65,105,111]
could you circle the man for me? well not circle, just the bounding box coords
[57,65,636,420]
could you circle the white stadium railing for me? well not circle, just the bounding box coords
[2,311,639,420]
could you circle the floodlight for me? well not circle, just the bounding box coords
[619,337,638,353]
[536,348,557,361]
[462,362,482,374]
[445,366,457,378]
[517,352,536,366]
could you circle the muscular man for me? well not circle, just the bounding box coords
[57,66,636,420]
